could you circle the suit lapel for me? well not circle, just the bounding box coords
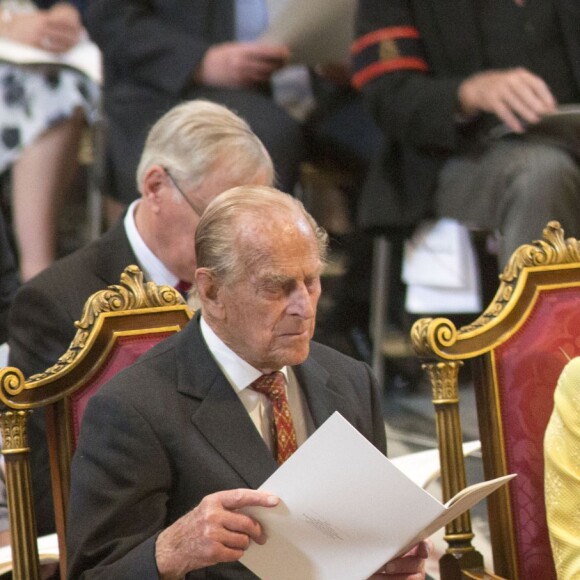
[172,320,351,487]
[176,318,277,489]
[293,355,348,429]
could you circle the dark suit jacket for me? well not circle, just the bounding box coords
[67,315,386,579]
[0,211,18,345]
[83,0,303,202]
[7,219,137,535]
[354,0,580,231]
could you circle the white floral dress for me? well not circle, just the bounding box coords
[0,61,100,173]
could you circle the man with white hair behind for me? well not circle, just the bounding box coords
[7,99,274,538]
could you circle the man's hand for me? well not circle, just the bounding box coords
[369,539,432,579]
[5,3,82,53]
[155,488,279,580]
[458,67,557,133]
[195,42,291,88]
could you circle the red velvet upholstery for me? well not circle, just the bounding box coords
[493,287,580,579]
[70,332,173,443]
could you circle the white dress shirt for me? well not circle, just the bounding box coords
[123,200,180,288]
[200,316,314,454]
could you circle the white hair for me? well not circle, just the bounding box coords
[136,100,274,191]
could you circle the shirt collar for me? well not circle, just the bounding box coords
[200,316,288,393]
[124,199,179,287]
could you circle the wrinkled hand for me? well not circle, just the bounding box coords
[196,41,291,88]
[6,2,82,53]
[458,67,557,133]
[369,539,432,579]
[155,489,279,580]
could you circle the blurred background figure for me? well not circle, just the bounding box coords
[353,0,580,268]
[83,0,304,224]
[0,0,99,281]
[83,1,383,361]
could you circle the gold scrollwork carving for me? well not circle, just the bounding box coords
[27,265,186,384]
[411,317,458,359]
[452,221,578,335]
[459,221,580,334]
[412,222,580,357]
[75,265,184,331]
[422,361,462,401]
[0,410,29,452]
[0,367,26,407]
[501,221,578,282]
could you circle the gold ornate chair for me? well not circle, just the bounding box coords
[411,221,580,580]
[0,265,192,580]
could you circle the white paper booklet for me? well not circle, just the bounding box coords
[488,104,580,159]
[0,35,102,84]
[240,413,514,580]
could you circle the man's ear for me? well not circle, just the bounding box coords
[141,165,166,213]
[195,268,225,319]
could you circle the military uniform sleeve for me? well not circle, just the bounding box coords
[353,0,464,153]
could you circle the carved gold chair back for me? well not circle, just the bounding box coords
[0,266,192,580]
[411,221,580,580]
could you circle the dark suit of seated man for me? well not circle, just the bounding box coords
[66,186,431,579]
[7,99,274,537]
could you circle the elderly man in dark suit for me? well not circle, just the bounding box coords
[7,99,274,537]
[67,186,430,579]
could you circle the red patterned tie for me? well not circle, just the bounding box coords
[250,372,298,464]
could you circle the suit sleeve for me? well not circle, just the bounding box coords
[353,0,465,153]
[84,0,209,96]
[67,391,172,579]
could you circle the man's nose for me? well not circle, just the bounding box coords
[288,285,315,318]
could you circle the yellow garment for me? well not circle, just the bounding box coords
[544,357,580,579]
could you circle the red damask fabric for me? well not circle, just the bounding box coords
[494,288,580,579]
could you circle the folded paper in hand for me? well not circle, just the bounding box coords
[241,412,515,580]
[262,0,357,65]
[489,104,580,161]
